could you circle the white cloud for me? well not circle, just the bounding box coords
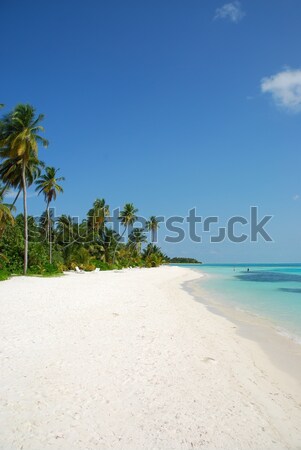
[214,1,245,23]
[293,194,300,201]
[261,68,301,112]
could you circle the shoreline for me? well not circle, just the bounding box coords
[1,266,301,449]
[185,271,301,385]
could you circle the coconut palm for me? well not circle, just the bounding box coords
[57,215,74,244]
[0,156,44,208]
[87,198,110,234]
[101,227,120,263]
[142,243,166,267]
[56,215,77,261]
[128,227,147,254]
[113,203,138,263]
[146,216,160,243]
[35,167,64,264]
[119,203,138,229]
[142,243,162,257]
[0,104,48,273]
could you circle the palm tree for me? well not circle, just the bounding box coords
[87,198,110,234]
[146,216,160,243]
[35,167,65,264]
[113,203,138,263]
[56,215,79,261]
[57,215,75,244]
[0,156,44,208]
[0,104,48,274]
[119,203,138,234]
[142,243,162,258]
[142,243,167,267]
[101,227,120,263]
[128,227,147,254]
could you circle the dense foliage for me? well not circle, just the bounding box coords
[168,257,201,264]
[0,104,169,278]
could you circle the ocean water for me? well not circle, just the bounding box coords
[179,264,301,343]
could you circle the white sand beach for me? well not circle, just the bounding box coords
[0,266,301,450]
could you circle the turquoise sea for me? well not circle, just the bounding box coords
[179,264,301,344]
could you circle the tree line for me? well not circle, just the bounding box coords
[0,104,169,278]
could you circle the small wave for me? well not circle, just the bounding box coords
[275,327,301,345]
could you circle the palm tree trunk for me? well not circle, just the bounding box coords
[47,201,52,264]
[129,241,137,258]
[112,226,126,264]
[0,181,10,198]
[10,189,21,210]
[22,164,28,275]
[152,226,158,243]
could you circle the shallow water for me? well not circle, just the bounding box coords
[175,264,301,343]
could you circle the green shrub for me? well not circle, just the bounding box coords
[66,247,91,268]
[43,263,62,274]
[0,270,9,281]
[0,222,24,273]
[144,253,164,268]
[27,262,63,277]
[92,260,111,270]
[28,242,49,271]
[82,263,96,272]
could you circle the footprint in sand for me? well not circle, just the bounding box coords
[201,357,216,363]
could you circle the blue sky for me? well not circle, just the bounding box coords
[1,0,301,262]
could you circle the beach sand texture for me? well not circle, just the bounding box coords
[0,266,300,449]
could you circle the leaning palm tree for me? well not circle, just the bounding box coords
[35,167,64,264]
[0,104,48,274]
[0,156,44,208]
[146,216,160,243]
[113,203,138,263]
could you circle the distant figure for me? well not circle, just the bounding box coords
[247,268,250,272]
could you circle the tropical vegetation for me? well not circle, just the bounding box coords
[169,257,201,264]
[0,103,169,279]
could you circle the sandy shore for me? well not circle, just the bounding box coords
[0,266,301,450]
